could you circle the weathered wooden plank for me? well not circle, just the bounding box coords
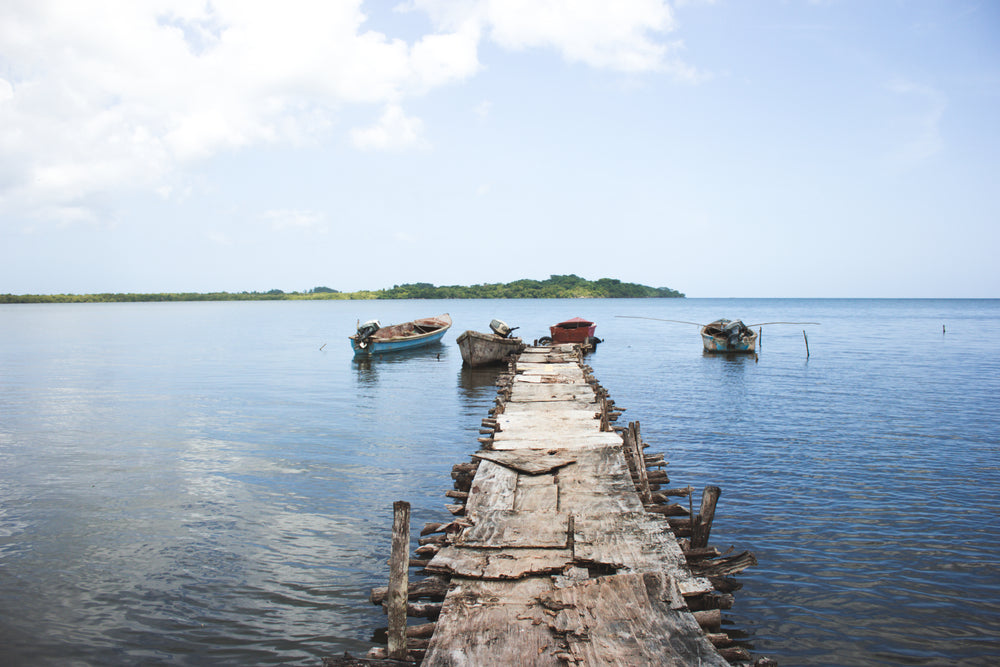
[513,374,577,384]
[540,572,729,666]
[509,383,596,402]
[424,546,572,579]
[496,409,601,433]
[575,512,699,571]
[454,509,570,548]
[516,363,584,377]
[497,405,601,427]
[465,460,517,516]
[572,514,713,596]
[514,474,559,511]
[491,432,624,450]
[559,489,645,514]
[472,449,576,475]
[422,578,562,666]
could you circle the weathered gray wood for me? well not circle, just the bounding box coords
[425,546,572,579]
[540,572,729,666]
[370,575,449,605]
[691,485,721,550]
[513,473,559,511]
[691,551,758,577]
[453,509,570,548]
[491,432,623,450]
[508,383,596,402]
[472,449,576,475]
[387,501,409,661]
[464,460,517,516]
[422,578,561,666]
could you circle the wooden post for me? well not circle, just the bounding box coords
[388,500,411,660]
[690,486,721,549]
[803,330,810,358]
[630,422,651,504]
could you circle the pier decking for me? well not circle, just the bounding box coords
[350,344,759,666]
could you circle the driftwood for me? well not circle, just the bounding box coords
[691,551,758,577]
[645,503,690,516]
[370,575,449,605]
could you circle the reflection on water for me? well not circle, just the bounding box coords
[458,366,503,392]
[352,343,450,380]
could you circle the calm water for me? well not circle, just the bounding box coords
[1,299,998,666]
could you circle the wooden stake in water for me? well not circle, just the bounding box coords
[388,500,411,660]
[803,330,810,358]
[691,486,721,550]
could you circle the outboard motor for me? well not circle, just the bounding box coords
[723,320,744,347]
[490,319,519,338]
[356,320,380,348]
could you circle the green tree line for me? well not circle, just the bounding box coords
[0,275,683,303]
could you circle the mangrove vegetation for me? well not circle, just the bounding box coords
[1,275,684,303]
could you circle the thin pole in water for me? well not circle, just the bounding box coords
[803,330,810,358]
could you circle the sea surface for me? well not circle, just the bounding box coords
[1,298,998,666]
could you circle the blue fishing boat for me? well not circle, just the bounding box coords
[350,313,452,356]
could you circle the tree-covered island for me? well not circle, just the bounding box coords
[1,274,684,303]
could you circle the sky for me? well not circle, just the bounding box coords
[1,0,998,298]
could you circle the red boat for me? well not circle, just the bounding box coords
[548,317,597,344]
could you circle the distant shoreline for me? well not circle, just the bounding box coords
[0,275,685,303]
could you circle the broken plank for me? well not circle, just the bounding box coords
[422,578,561,666]
[425,546,572,579]
[540,571,728,666]
[453,509,570,548]
[465,460,518,516]
[472,449,576,475]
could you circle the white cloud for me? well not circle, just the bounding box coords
[485,0,676,72]
[411,0,689,74]
[350,104,429,151]
[0,0,693,223]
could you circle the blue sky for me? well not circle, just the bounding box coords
[1,0,997,297]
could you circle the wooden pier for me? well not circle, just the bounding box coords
[341,344,762,666]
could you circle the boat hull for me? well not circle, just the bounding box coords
[350,313,452,356]
[456,330,525,367]
[549,318,597,344]
[701,332,757,353]
[700,319,757,353]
